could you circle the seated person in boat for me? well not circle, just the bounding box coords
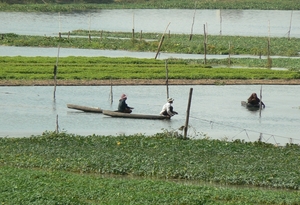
[247,93,265,108]
[160,98,178,117]
[118,94,133,113]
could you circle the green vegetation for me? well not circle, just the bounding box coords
[1,132,300,204]
[0,0,300,12]
[1,56,300,81]
[2,32,300,58]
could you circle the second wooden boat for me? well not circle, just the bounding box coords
[102,110,170,120]
[67,104,103,113]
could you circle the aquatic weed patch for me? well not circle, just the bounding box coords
[1,132,300,190]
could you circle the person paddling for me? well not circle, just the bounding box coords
[118,94,134,113]
[247,93,265,108]
[160,98,178,117]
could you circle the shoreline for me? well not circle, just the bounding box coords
[1,79,300,86]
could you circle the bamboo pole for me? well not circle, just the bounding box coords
[228,41,231,65]
[219,9,222,36]
[165,60,169,99]
[189,2,197,41]
[110,79,113,105]
[203,24,207,65]
[259,85,263,118]
[184,88,193,139]
[155,22,171,59]
[53,45,60,100]
[55,114,59,134]
[288,10,293,40]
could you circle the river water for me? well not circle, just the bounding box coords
[0,9,299,145]
[0,85,299,146]
[1,9,300,37]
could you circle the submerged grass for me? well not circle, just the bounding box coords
[0,132,300,204]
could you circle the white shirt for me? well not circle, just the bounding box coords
[160,102,174,116]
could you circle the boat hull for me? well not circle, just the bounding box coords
[67,104,103,113]
[103,110,170,120]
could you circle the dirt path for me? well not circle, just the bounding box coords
[1,79,300,86]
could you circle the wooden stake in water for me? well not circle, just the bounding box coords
[155,22,171,59]
[189,2,197,41]
[184,88,193,139]
[259,85,263,118]
[288,10,293,40]
[203,24,207,64]
[53,45,60,100]
[56,114,59,134]
[110,79,113,105]
[219,9,222,36]
[165,60,169,99]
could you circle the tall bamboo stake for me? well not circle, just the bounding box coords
[53,45,60,100]
[165,60,169,99]
[219,9,222,36]
[203,24,207,65]
[110,79,113,105]
[184,88,193,139]
[155,22,171,59]
[189,2,197,41]
[288,10,293,40]
[55,114,59,134]
[259,85,263,118]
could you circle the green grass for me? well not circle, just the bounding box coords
[0,0,300,12]
[0,132,300,204]
[2,32,300,58]
[1,56,300,81]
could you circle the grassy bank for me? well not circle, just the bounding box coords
[1,56,300,81]
[2,32,300,58]
[0,0,300,12]
[1,132,299,204]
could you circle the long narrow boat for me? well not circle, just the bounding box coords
[102,110,170,120]
[67,104,103,113]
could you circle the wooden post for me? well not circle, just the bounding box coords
[288,10,293,40]
[189,4,196,41]
[68,31,70,40]
[259,85,263,118]
[132,28,135,40]
[165,60,169,99]
[89,34,91,42]
[203,24,207,65]
[100,30,103,40]
[219,9,222,36]
[184,88,193,139]
[155,35,164,59]
[58,32,61,39]
[55,114,59,134]
[110,78,113,105]
[53,45,60,100]
[155,22,171,59]
[140,30,142,41]
[228,41,231,65]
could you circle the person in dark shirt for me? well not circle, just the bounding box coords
[118,94,133,113]
[247,93,265,108]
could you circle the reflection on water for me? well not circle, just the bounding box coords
[0,85,299,146]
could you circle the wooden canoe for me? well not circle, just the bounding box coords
[67,104,103,113]
[102,110,170,120]
[241,101,263,110]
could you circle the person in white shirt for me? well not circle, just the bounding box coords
[160,98,178,117]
